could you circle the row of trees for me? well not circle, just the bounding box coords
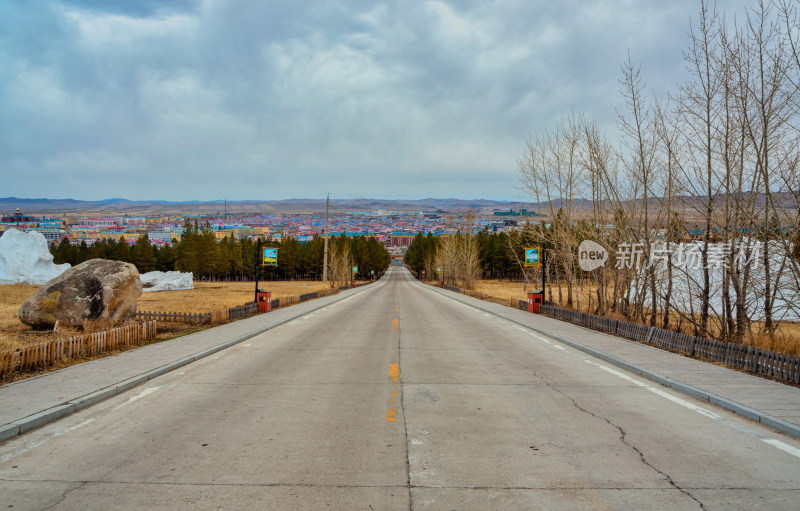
[406,230,541,286]
[50,221,391,282]
[515,0,800,345]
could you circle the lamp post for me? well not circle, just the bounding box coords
[254,239,262,303]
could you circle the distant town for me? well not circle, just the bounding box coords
[0,206,541,255]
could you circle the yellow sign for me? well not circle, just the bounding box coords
[263,247,278,266]
[525,247,541,267]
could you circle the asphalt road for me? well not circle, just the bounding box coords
[1,266,799,510]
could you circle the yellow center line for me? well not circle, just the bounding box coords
[385,408,396,422]
[389,363,399,381]
[395,305,399,311]
[392,318,399,330]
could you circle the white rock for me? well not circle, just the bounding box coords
[0,229,70,285]
[140,271,194,292]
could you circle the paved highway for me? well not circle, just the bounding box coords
[1,266,799,510]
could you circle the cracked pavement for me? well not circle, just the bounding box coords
[1,267,800,510]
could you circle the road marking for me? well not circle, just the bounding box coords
[53,418,95,438]
[1,440,45,463]
[392,318,399,330]
[416,276,800,459]
[582,359,800,459]
[112,386,161,411]
[585,360,648,387]
[1,418,95,463]
[763,438,800,458]
[395,305,399,311]
[385,408,396,422]
[389,364,400,382]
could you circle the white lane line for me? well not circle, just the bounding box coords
[582,359,800,458]
[585,359,648,387]
[646,387,722,420]
[416,273,800,458]
[762,439,800,458]
[112,386,161,411]
[1,418,96,463]
[1,440,45,463]
[53,418,95,438]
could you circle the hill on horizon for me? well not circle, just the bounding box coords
[0,197,535,216]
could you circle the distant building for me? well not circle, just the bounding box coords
[493,208,539,217]
[81,218,122,228]
[1,208,37,223]
[27,228,66,243]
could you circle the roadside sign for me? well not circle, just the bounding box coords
[525,247,541,267]
[352,266,358,273]
[370,270,374,274]
[436,267,442,273]
[262,247,278,266]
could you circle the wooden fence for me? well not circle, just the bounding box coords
[539,304,800,385]
[136,310,230,324]
[0,321,157,379]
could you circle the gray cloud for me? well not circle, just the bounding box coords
[0,0,743,201]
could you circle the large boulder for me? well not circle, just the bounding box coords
[18,259,142,329]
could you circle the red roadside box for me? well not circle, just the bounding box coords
[257,289,271,313]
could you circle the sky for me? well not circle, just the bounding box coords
[0,0,747,202]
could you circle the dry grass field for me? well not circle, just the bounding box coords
[0,281,335,352]
[0,284,49,352]
[136,281,333,313]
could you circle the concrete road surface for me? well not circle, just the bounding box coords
[1,266,799,510]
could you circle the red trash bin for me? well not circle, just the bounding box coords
[257,289,271,313]
[528,290,544,313]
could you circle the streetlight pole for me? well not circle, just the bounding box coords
[541,247,546,295]
[254,239,262,303]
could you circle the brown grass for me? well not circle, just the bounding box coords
[0,284,51,352]
[136,281,332,313]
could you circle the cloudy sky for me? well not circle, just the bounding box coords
[0,0,746,202]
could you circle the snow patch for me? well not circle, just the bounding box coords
[140,271,194,292]
[631,241,800,323]
[0,229,70,285]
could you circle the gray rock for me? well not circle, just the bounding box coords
[18,259,142,329]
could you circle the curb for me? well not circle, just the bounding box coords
[419,280,800,441]
[1,281,381,444]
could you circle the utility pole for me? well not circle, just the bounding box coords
[322,193,329,282]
